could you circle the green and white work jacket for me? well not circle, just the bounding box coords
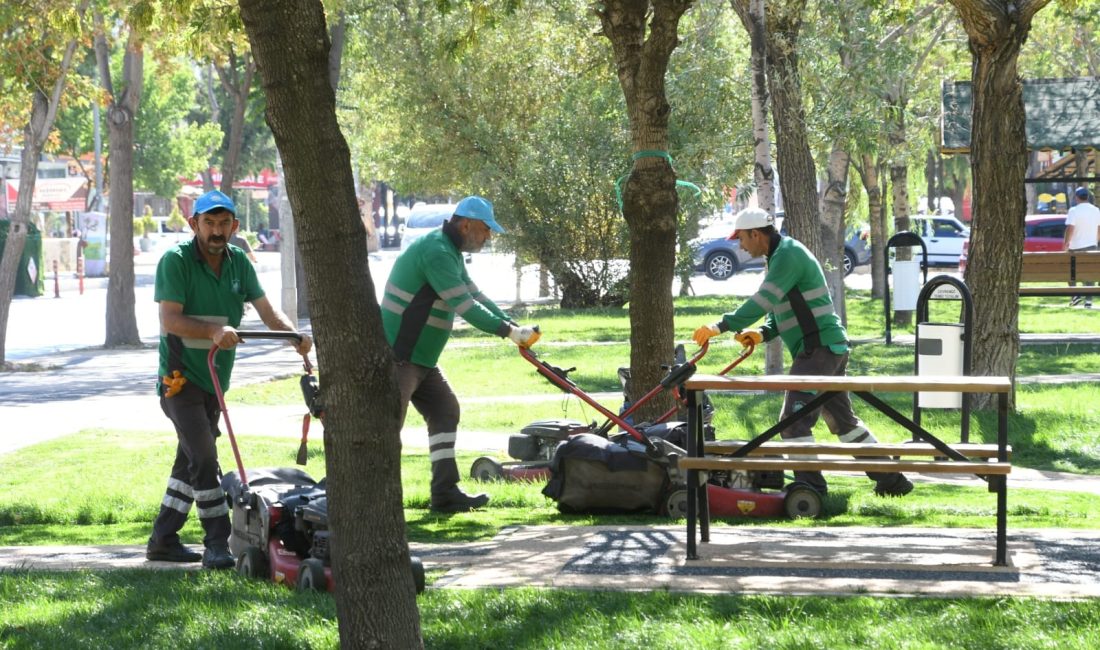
[382,227,511,367]
[717,235,848,357]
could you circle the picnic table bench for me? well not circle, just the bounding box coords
[1019,251,1100,297]
[681,374,1013,565]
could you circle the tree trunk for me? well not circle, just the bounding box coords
[820,143,850,324]
[890,161,913,328]
[857,154,886,300]
[238,1,422,646]
[102,33,142,347]
[217,52,255,196]
[596,1,691,422]
[730,0,784,375]
[0,38,78,365]
[764,0,822,256]
[950,0,1052,407]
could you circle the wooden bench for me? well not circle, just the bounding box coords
[1019,251,1100,297]
[681,374,1013,565]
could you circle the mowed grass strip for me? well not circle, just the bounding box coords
[2,571,1100,650]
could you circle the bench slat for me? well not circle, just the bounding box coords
[678,457,1011,475]
[1021,251,1100,283]
[684,374,1011,393]
[1018,286,1100,296]
[703,441,1011,459]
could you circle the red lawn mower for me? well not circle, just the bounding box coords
[212,331,425,593]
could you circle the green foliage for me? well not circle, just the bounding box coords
[133,211,156,235]
[166,203,187,232]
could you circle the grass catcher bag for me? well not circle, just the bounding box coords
[542,433,668,514]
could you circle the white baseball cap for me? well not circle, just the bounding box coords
[731,207,775,238]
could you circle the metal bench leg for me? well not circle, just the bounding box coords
[686,390,699,560]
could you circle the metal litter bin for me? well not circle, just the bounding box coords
[917,323,964,408]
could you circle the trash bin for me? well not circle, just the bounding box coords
[917,322,964,408]
[892,259,921,311]
[0,220,45,297]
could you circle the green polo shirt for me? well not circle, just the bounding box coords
[155,238,264,395]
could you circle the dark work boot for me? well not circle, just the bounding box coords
[202,544,235,570]
[146,539,202,563]
[431,457,489,513]
[872,472,914,497]
[430,486,490,513]
[792,470,828,496]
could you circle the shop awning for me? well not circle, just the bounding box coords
[5,177,89,212]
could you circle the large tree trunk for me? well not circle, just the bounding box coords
[764,0,822,256]
[596,1,691,422]
[100,28,142,347]
[238,1,422,646]
[949,0,1052,407]
[0,40,78,366]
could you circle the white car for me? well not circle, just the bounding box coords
[399,203,456,251]
[909,215,970,266]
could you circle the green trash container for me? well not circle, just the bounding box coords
[0,220,45,297]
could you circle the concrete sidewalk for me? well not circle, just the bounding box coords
[3,525,1099,599]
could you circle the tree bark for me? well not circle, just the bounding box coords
[596,1,692,422]
[820,143,850,324]
[215,49,256,196]
[856,154,886,300]
[949,0,1053,407]
[238,1,422,646]
[0,38,78,365]
[764,0,822,256]
[730,0,784,374]
[98,24,142,347]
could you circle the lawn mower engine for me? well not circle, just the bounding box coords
[223,468,425,593]
[470,419,592,482]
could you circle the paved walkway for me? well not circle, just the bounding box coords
[3,525,1099,598]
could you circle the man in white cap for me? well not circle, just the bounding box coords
[691,207,912,498]
[147,190,311,568]
[1063,186,1100,307]
[381,195,539,512]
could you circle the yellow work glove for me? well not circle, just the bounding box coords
[692,324,721,347]
[734,329,764,348]
[162,370,187,398]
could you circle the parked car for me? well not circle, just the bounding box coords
[909,215,970,266]
[958,214,1066,273]
[690,215,870,280]
[399,203,456,252]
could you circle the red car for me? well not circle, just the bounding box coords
[958,214,1066,273]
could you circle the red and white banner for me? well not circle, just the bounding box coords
[5,178,89,212]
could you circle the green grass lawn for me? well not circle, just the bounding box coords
[3,291,1100,648]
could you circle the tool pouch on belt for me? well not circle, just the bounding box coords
[162,370,187,398]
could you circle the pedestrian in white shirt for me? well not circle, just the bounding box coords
[1063,186,1100,307]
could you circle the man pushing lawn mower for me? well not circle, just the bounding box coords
[146,190,312,569]
[381,195,540,513]
[692,207,912,498]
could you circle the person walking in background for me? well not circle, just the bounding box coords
[146,190,311,569]
[381,195,539,513]
[1063,186,1100,308]
[691,207,913,498]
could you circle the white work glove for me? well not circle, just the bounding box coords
[508,325,541,349]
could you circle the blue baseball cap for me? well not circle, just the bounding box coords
[454,195,504,233]
[193,190,237,217]
[1076,187,1091,200]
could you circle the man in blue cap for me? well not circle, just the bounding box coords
[1064,187,1100,307]
[381,195,539,512]
[146,190,312,568]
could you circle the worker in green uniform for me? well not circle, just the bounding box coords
[382,195,539,512]
[147,190,311,569]
[692,207,912,498]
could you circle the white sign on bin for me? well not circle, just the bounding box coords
[892,259,920,311]
[917,323,964,408]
